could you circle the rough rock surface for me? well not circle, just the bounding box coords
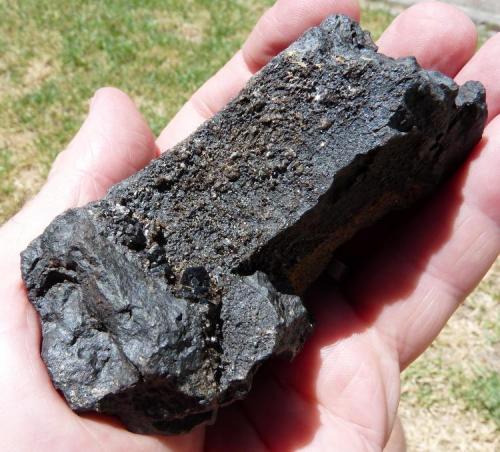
[21,15,487,435]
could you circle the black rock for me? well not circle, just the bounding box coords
[21,15,487,435]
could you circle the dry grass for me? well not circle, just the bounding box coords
[399,260,500,451]
[0,127,44,220]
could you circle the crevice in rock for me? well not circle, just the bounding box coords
[37,268,78,298]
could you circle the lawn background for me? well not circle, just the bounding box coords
[0,1,498,450]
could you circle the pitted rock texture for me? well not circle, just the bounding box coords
[21,15,487,435]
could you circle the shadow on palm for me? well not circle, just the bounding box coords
[205,139,483,450]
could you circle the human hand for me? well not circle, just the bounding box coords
[1,1,499,451]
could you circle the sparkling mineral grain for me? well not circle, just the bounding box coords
[21,15,487,434]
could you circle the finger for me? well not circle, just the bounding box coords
[156,0,360,150]
[341,6,500,369]
[82,414,204,452]
[208,291,400,451]
[49,87,158,203]
[0,87,158,263]
[456,33,500,122]
[344,116,500,369]
[377,1,477,77]
[242,0,360,72]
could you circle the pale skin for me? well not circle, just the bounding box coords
[0,1,499,451]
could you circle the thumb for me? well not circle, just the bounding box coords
[1,87,158,262]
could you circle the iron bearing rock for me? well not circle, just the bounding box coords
[21,15,487,434]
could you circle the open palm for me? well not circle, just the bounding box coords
[1,1,499,451]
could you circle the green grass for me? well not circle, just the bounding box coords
[459,371,500,426]
[0,147,13,196]
[403,361,500,427]
[400,262,500,448]
[360,4,394,40]
[0,0,274,220]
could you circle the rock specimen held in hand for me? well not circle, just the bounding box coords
[21,15,487,435]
